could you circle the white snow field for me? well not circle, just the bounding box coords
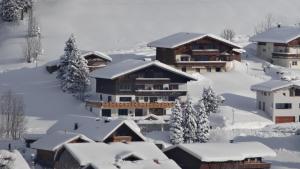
[1,0,300,169]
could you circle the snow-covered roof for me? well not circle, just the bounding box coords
[0,150,30,169]
[64,142,169,167]
[250,26,300,43]
[47,115,146,142]
[147,32,242,49]
[80,50,112,62]
[90,59,197,80]
[116,159,181,169]
[31,131,93,151]
[164,142,276,162]
[251,80,300,92]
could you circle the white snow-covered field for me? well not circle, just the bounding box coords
[1,0,300,168]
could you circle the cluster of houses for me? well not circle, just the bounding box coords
[25,115,276,169]
[26,26,300,168]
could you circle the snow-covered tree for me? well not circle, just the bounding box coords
[57,34,77,80]
[196,99,210,143]
[183,100,197,143]
[1,0,20,22]
[202,86,220,115]
[169,99,184,144]
[60,35,90,99]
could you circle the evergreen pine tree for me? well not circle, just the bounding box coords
[1,0,20,22]
[196,99,210,143]
[202,86,220,115]
[183,100,197,143]
[57,34,77,81]
[169,99,184,144]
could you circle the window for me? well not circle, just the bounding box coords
[206,67,211,72]
[216,67,221,72]
[144,97,149,102]
[275,103,292,109]
[153,84,163,90]
[283,93,286,96]
[169,84,179,90]
[196,68,200,73]
[150,97,157,103]
[135,109,143,116]
[263,92,267,96]
[119,84,131,91]
[108,96,112,102]
[182,67,186,72]
[258,101,261,110]
[295,89,300,96]
[169,96,176,101]
[135,97,139,102]
[119,97,132,102]
[135,85,145,90]
[102,109,111,117]
[181,56,189,61]
[99,94,103,101]
[292,61,298,66]
[262,102,265,111]
[118,109,128,116]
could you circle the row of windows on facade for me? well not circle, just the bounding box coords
[99,95,176,102]
[119,84,180,91]
[261,89,300,97]
[181,67,222,72]
[259,101,299,110]
[101,108,165,117]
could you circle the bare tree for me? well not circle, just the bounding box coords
[0,90,26,140]
[23,34,41,63]
[220,29,235,41]
[254,14,275,35]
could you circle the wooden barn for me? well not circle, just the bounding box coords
[148,32,243,73]
[163,142,276,169]
[31,131,93,168]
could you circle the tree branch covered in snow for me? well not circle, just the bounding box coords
[169,100,184,144]
[220,29,235,42]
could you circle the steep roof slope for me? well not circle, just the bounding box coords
[90,59,196,80]
[47,115,146,142]
[31,131,93,151]
[250,26,300,43]
[147,32,242,49]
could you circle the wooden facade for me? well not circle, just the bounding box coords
[164,147,271,169]
[155,36,241,73]
[35,137,89,168]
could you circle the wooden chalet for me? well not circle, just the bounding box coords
[88,59,196,117]
[163,142,276,169]
[31,131,93,168]
[148,32,243,73]
[80,50,112,71]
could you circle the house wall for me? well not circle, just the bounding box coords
[35,149,55,167]
[164,147,201,169]
[256,88,300,122]
[257,42,274,61]
[55,149,82,169]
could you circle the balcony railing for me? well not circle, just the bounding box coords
[86,101,175,109]
[192,49,220,56]
[272,52,300,59]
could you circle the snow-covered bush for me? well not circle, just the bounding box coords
[202,86,220,115]
[169,100,184,144]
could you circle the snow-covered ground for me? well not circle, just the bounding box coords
[1,0,300,169]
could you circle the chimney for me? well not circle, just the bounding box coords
[74,122,78,130]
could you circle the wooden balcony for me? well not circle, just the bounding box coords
[272,52,300,59]
[192,49,220,56]
[175,60,226,67]
[112,136,132,142]
[86,101,175,109]
[135,89,187,96]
